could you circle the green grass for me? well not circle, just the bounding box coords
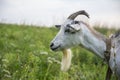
[0,23,117,80]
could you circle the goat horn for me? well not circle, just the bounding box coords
[67,10,89,20]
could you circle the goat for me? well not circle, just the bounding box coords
[50,10,120,80]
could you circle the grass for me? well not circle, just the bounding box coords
[0,23,117,80]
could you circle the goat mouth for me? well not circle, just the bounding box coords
[51,45,61,51]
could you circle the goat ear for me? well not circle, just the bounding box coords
[55,25,61,29]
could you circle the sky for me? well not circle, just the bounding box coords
[0,0,120,28]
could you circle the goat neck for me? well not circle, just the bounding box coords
[79,23,107,59]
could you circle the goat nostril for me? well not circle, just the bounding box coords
[50,43,54,47]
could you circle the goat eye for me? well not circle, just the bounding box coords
[65,29,76,34]
[74,21,79,24]
[65,24,77,34]
[65,29,70,33]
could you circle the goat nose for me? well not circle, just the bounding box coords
[50,43,54,47]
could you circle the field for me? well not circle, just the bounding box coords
[0,23,117,80]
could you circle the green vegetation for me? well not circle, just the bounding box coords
[0,23,117,80]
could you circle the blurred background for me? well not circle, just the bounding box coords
[0,0,120,80]
[0,0,120,28]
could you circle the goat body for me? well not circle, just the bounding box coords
[50,10,120,80]
[110,31,120,79]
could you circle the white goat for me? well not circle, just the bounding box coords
[50,10,120,80]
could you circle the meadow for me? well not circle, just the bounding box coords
[0,23,117,80]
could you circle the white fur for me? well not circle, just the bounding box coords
[50,17,106,71]
[51,19,106,59]
[50,14,120,79]
[79,24,106,58]
[75,15,89,25]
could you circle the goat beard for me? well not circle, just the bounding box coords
[61,49,72,71]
